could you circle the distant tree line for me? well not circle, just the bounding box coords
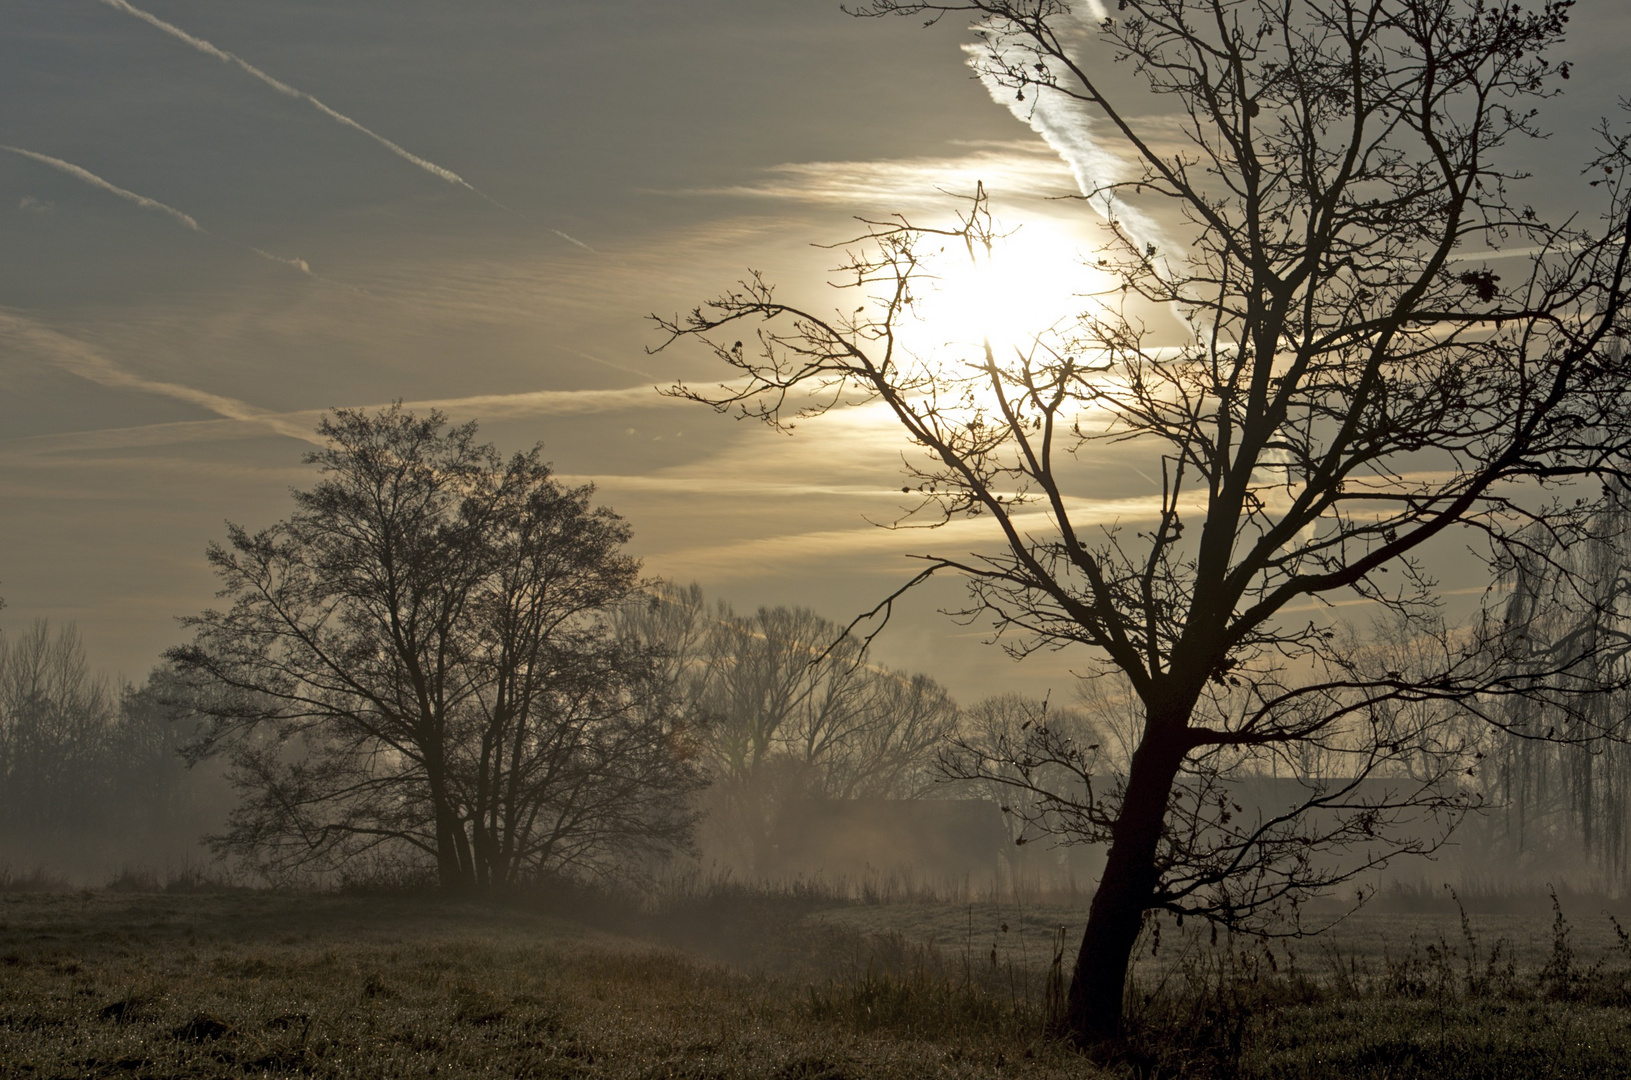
[619,587,966,872]
[1473,480,1631,887]
[0,620,222,878]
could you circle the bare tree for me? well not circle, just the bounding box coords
[170,406,702,887]
[621,588,959,871]
[834,670,960,798]
[1478,479,1631,882]
[655,0,1631,1043]
[0,623,219,876]
[948,693,1106,877]
[0,620,116,833]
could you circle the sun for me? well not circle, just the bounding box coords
[899,224,1102,366]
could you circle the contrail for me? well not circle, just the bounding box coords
[0,311,324,444]
[91,0,499,206]
[549,229,595,253]
[964,40,1164,252]
[0,145,202,232]
[964,8,1201,339]
[0,382,695,461]
[251,248,313,275]
[560,347,655,380]
[3,144,321,276]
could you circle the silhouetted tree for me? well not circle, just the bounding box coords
[657,0,1631,1043]
[171,406,702,887]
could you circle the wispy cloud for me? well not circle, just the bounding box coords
[651,517,1005,578]
[649,499,1167,578]
[250,248,312,275]
[0,311,323,444]
[669,144,1076,207]
[3,144,322,276]
[1,144,202,231]
[559,474,919,500]
[91,0,499,205]
[0,368,691,462]
[402,384,681,419]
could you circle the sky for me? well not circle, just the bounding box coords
[4,0,1630,701]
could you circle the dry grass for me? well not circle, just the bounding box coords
[0,888,1092,1079]
[10,881,1631,1078]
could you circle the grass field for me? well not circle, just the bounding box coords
[0,886,1089,1079]
[6,881,1631,1078]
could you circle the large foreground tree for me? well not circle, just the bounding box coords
[171,406,702,887]
[657,0,1631,1044]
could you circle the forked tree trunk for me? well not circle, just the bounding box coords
[425,758,475,889]
[1064,725,1187,1044]
[434,803,472,889]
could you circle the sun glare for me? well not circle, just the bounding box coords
[899,225,1102,366]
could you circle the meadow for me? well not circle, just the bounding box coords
[5,875,1631,1078]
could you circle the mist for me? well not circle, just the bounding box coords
[0,620,233,887]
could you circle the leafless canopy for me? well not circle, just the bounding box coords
[655,0,1631,1043]
[170,407,702,887]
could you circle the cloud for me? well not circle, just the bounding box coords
[0,369,694,462]
[18,195,53,214]
[669,144,1076,207]
[402,384,682,419]
[1448,244,1589,263]
[0,311,322,443]
[648,498,1168,579]
[250,248,312,275]
[650,516,1006,578]
[962,41,1165,253]
[559,473,920,500]
[91,0,497,205]
[1,145,202,231]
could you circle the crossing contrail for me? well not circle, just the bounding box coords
[91,0,500,206]
[1,145,201,231]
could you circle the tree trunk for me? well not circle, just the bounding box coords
[1064,726,1186,1045]
[425,755,474,889]
[434,803,472,889]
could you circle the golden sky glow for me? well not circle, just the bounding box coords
[2,0,1623,698]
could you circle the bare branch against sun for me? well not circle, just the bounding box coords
[655,0,1631,1045]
